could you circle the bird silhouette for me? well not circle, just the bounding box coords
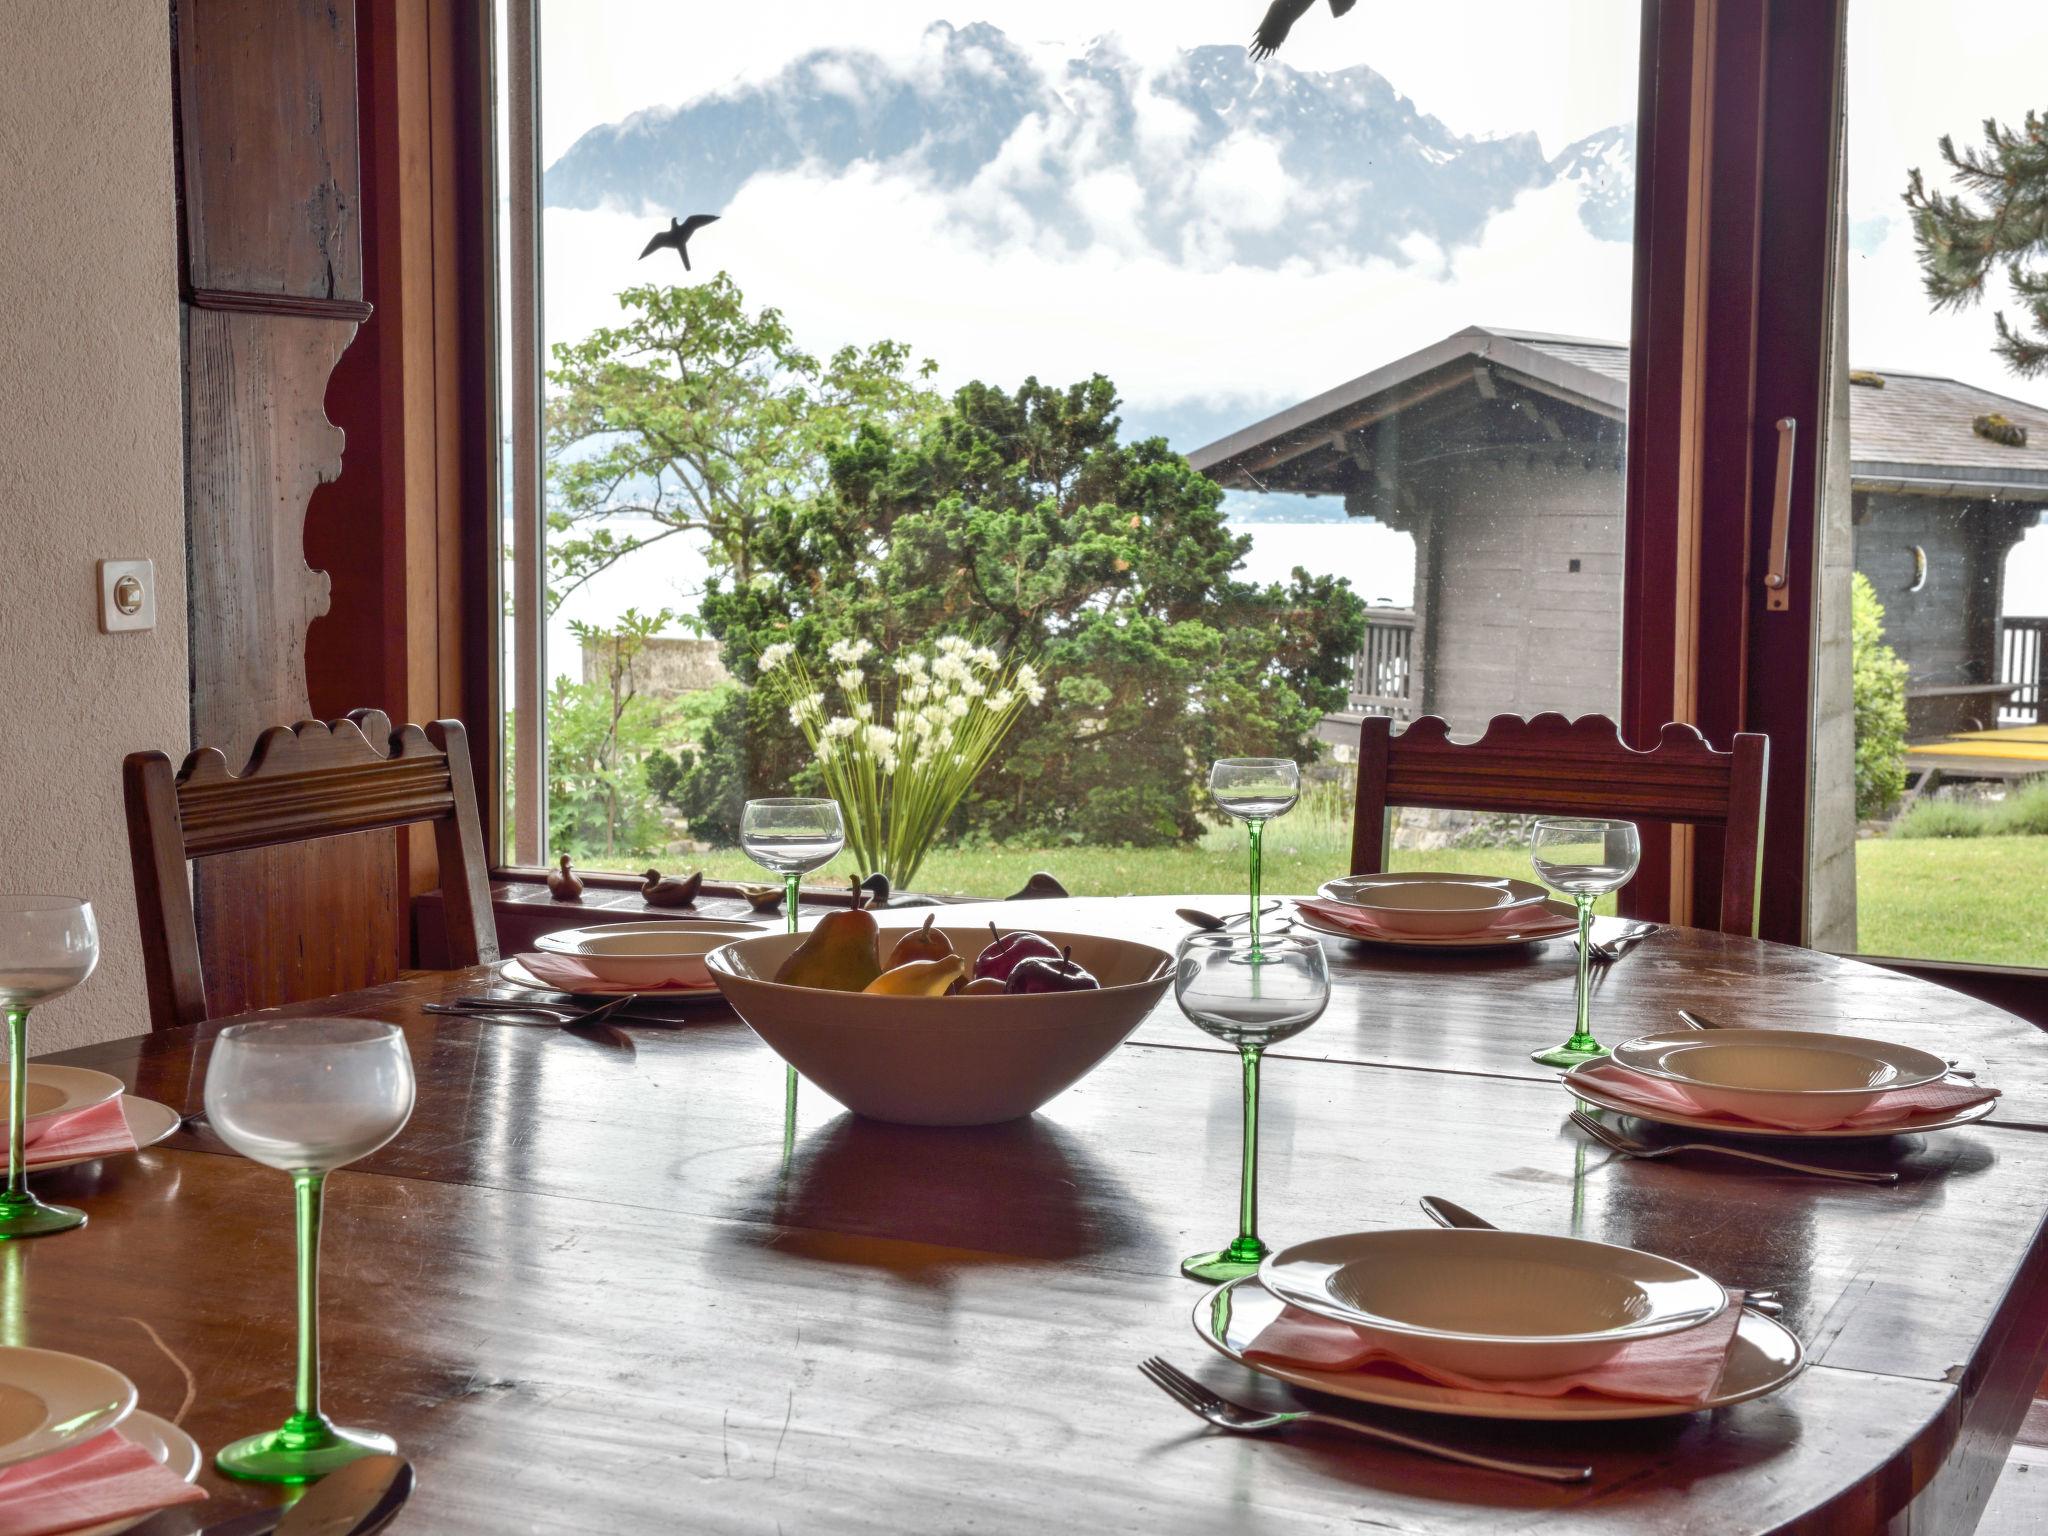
[1249,0,1356,60]
[638,214,720,271]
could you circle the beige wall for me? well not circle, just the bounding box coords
[0,2,187,1048]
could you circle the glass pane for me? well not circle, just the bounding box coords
[502,4,1642,893]
[1818,1,2048,966]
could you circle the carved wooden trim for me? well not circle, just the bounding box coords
[186,287,375,323]
[170,716,454,858]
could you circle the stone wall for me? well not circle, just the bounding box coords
[583,636,732,696]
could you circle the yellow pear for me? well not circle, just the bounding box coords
[885,913,955,970]
[773,889,882,992]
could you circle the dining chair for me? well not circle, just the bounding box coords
[123,710,498,1030]
[1350,713,1769,935]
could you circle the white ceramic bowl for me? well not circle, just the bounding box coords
[707,927,1173,1126]
[1315,872,1549,937]
[1260,1229,1730,1379]
[534,920,766,988]
[1611,1029,1949,1128]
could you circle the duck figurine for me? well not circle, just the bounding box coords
[546,854,584,902]
[641,867,703,909]
[739,884,785,914]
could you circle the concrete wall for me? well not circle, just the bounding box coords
[1853,490,2036,690]
[0,2,187,1048]
[1808,200,1858,953]
[1414,454,1625,733]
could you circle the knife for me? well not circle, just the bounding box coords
[195,1454,413,1536]
[1418,1195,1493,1230]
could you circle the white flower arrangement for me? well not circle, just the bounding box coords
[751,633,1044,887]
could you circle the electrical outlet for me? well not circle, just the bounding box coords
[97,558,156,634]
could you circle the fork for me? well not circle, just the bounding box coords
[1586,923,1658,965]
[426,993,640,1028]
[1137,1356,1593,1483]
[1568,1109,1899,1185]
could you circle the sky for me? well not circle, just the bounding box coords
[528,1,2048,644]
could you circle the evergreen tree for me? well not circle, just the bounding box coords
[1904,111,2048,376]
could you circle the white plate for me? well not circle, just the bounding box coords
[8,1097,183,1177]
[1610,1030,1949,1127]
[534,920,767,988]
[0,1347,137,1469]
[68,1410,203,1536]
[497,957,728,1002]
[0,1066,126,1129]
[1563,1060,1999,1140]
[1194,1277,1804,1421]
[1259,1230,1729,1379]
[1297,899,1579,950]
[1318,871,1551,928]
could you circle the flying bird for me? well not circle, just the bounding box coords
[638,213,721,271]
[1249,0,1356,60]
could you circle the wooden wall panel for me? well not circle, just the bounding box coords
[176,0,397,1018]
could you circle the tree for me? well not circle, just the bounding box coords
[1851,573,1909,821]
[686,375,1368,847]
[547,608,677,860]
[543,274,943,609]
[1904,111,2048,376]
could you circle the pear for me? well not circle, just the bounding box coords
[863,954,965,997]
[886,914,955,970]
[773,882,882,991]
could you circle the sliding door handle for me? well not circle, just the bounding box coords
[1763,416,1796,612]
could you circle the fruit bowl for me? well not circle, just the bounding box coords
[707,927,1174,1126]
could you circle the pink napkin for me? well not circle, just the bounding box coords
[0,1428,205,1536]
[1572,1057,1999,1132]
[515,951,715,994]
[17,1098,134,1167]
[1246,1293,1745,1405]
[1296,896,1570,941]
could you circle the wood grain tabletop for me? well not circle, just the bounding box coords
[30,898,2048,1533]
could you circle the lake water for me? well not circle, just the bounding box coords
[548,518,2048,681]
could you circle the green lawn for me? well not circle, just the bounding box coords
[678,821,2048,969]
[1852,835,2048,967]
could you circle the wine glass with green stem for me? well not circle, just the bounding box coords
[742,797,847,1127]
[1529,817,1641,1068]
[204,1018,415,1482]
[1208,759,1300,958]
[1177,930,1329,1283]
[0,897,98,1239]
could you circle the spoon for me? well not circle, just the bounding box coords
[1176,901,1283,931]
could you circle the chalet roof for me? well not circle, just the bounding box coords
[1188,325,2048,499]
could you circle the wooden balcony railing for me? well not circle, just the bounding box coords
[1347,607,1416,718]
[2002,616,2047,726]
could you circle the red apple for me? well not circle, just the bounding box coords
[974,922,1063,982]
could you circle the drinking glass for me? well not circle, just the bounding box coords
[742,797,846,1123]
[741,797,847,937]
[1529,818,1642,1067]
[1208,758,1300,957]
[204,1019,415,1483]
[1176,931,1329,1283]
[0,897,99,1239]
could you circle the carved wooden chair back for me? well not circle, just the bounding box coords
[1350,713,1769,936]
[124,711,498,1030]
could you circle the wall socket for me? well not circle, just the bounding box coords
[97,558,156,634]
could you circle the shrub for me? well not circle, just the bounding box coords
[1993,777,2048,836]
[1851,573,1910,820]
[1891,798,1988,839]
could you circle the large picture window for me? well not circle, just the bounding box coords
[493,1,1653,900]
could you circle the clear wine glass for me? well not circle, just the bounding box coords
[204,1019,415,1483]
[1529,818,1642,1067]
[741,797,847,938]
[1176,931,1329,1284]
[0,897,99,1240]
[742,797,846,1128]
[1208,759,1300,958]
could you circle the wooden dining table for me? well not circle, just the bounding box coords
[22,895,2048,1533]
